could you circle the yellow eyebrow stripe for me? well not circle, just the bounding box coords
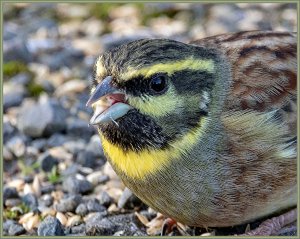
[96,57,107,78]
[121,57,215,80]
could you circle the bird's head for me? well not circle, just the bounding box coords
[86,39,229,166]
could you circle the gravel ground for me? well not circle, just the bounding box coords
[2,3,297,236]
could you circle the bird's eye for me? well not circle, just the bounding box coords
[149,74,168,94]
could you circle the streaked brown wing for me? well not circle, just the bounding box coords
[191,31,297,134]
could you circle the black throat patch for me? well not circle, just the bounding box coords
[98,109,171,152]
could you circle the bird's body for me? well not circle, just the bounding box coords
[87,31,297,229]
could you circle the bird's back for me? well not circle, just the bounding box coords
[191,30,297,136]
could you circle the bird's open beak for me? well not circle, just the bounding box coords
[86,76,133,125]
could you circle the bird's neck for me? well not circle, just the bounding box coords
[99,116,210,180]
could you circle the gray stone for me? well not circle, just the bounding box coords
[38,152,59,172]
[3,121,16,143]
[8,223,26,236]
[22,193,38,211]
[40,194,54,207]
[71,224,86,234]
[87,199,106,213]
[3,92,25,110]
[75,203,88,216]
[61,164,79,177]
[3,146,13,160]
[31,138,47,151]
[98,191,113,207]
[23,175,33,184]
[37,216,65,236]
[86,217,116,236]
[3,220,15,233]
[76,150,97,168]
[55,195,82,213]
[110,214,144,236]
[62,176,93,194]
[47,133,67,147]
[3,38,33,63]
[17,98,68,137]
[3,22,19,41]
[114,222,147,236]
[118,188,143,209]
[39,79,55,94]
[5,198,22,207]
[41,184,55,194]
[98,175,110,184]
[3,146,14,160]
[85,213,139,236]
[11,73,31,86]
[6,135,28,158]
[3,187,19,201]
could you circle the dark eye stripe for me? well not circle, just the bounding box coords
[121,69,215,97]
[171,70,215,95]
[120,73,167,97]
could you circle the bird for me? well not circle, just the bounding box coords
[86,31,297,236]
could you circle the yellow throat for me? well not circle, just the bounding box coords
[99,117,208,179]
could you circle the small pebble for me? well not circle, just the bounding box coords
[5,198,22,207]
[38,215,65,236]
[3,146,14,160]
[17,98,68,137]
[40,194,54,207]
[41,184,55,194]
[98,191,113,207]
[41,208,56,218]
[62,176,93,194]
[10,73,31,86]
[87,171,109,185]
[8,223,26,236]
[56,212,68,226]
[71,223,86,234]
[8,179,25,191]
[3,220,15,233]
[3,187,19,201]
[47,133,67,147]
[23,183,35,195]
[87,198,106,213]
[75,203,88,217]
[61,164,79,177]
[24,175,34,184]
[66,215,82,227]
[55,195,82,213]
[32,175,41,196]
[3,121,16,143]
[22,213,40,231]
[38,151,59,172]
[76,150,97,168]
[118,187,143,209]
[6,135,27,158]
[22,193,39,211]
[85,217,116,236]
[31,138,47,151]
